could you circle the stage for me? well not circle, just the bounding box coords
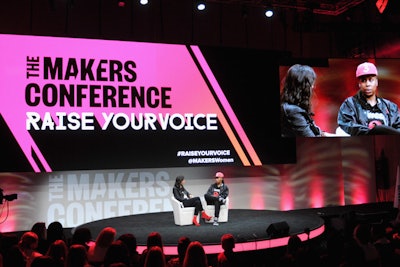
[74,202,397,255]
[76,208,325,255]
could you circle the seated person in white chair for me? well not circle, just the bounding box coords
[173,175,212,226]
[204,171,229,226]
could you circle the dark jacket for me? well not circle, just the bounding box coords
[205,183,229,199]
[337,91,400,136]
[281,102,321,137]
[173,186,191,202]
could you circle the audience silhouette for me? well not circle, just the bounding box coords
[168,236,191,267]
[118,233,141,267]
[139,232,165,267]
[103,240,131,267]
[71,227,94,250]
[144,246,167,267]
[18,231,43,267]
[87,226,117,267]
[46,221,66,245]
[217,233,237,267]
[45,239,68,267]
[30,222,49,255]
[182,241,210,267]
[3,210,400,267]
[66,244,91,267]
[3,244,25,267]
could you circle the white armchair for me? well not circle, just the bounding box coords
[336,126,350,136]
[202,196,229,223]
[171,196,198,226]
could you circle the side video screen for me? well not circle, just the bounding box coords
[279,59,400,137]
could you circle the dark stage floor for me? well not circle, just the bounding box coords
[74,202,397,255]
[76,209,324,254]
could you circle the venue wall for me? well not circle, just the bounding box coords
[1,1,400,233]
[3,136,395,232]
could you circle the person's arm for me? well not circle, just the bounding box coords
[282,104,321,137]
[205,185,213,196]
[185,188,193,198]
[337,97,370,136]
[220,184,229,199]
[385,100,400,130]
[173,187,184,202]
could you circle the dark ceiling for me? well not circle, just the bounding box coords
[210,0,367,15]
[0,0,399,58]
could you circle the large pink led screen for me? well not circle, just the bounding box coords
[0,34,288,172]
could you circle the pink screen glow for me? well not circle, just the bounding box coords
[0,34,261,171]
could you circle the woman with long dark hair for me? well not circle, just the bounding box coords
[280,64,326,137]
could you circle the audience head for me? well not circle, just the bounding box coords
[47,221,65,244]
[118,233,138,253]
[144,245,166,267]
[30,222,50,254]
[183,241,208,267]
[221,233,235,251]
[287,234,302,255]
[31,222,47,240]
[46,239,68,263]
[146,232,163,251]
[177,236,191,262]
[66,244,88,267]
[71,227,93,248]
[102,240,130,267]
[18,231,39,250]
[95,227,117,248]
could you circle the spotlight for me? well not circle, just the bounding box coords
[376,0,389,14]
[139,0,149,5]
[118,0,126,7]
[196,0,206,11]
[265,7,274,18]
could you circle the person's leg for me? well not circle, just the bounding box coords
[214,200,221,219]
[182,198,199,214]
[204,194,215,205]
[204,194,219,215]
[183,197,211,225]
[193,197,212,220]
[205,194,222,225]
[182,198,201,226]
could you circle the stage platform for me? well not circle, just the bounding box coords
[75,202,397,255]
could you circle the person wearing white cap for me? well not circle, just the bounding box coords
[337,62,400,136]
[204,171,229,226]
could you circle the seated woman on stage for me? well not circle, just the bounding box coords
[173,175,212,226]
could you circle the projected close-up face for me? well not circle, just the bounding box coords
[279,59,400,138]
